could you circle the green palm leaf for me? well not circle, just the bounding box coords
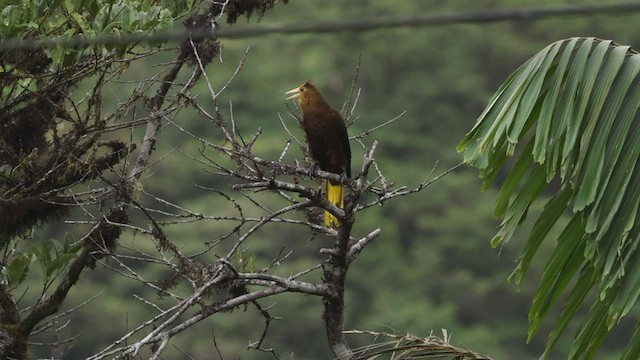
[457,37,640,359]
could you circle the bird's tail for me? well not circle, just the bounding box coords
[325,180,344,227]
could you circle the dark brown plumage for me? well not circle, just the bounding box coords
[286,81,351,227]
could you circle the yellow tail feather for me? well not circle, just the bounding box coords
[325,180,344,227]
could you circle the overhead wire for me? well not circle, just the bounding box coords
[0,2,639,50]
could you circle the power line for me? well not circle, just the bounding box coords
[0,28,217,51]
[218,2,640,38]
[1,2,639,51]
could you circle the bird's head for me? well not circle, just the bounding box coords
[285,81,323,110]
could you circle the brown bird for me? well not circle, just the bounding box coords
[286,81,351,227]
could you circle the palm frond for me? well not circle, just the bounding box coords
[457,37,640,359]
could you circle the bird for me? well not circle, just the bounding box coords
[285,81,351,227]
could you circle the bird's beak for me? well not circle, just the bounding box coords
[285,87,301,100]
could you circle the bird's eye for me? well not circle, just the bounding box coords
[300,88,304,92]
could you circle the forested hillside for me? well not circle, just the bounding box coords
[7,0,640,358]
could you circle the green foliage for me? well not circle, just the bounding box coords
[458,37,640,359]
[3,252,32,289]
[1,236,81,290]
[28,237,82,283]
[0,0,183,39]
[235,251,256,272]
[0,0,56,38]
[0,0,186,64]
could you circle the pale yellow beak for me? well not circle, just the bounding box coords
[285,87,301,100]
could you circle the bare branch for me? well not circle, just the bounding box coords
[346,228,382,265]
[247,300,281,358]
[237,273,329,297]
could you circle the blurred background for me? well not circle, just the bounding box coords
[29,0,640,358]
